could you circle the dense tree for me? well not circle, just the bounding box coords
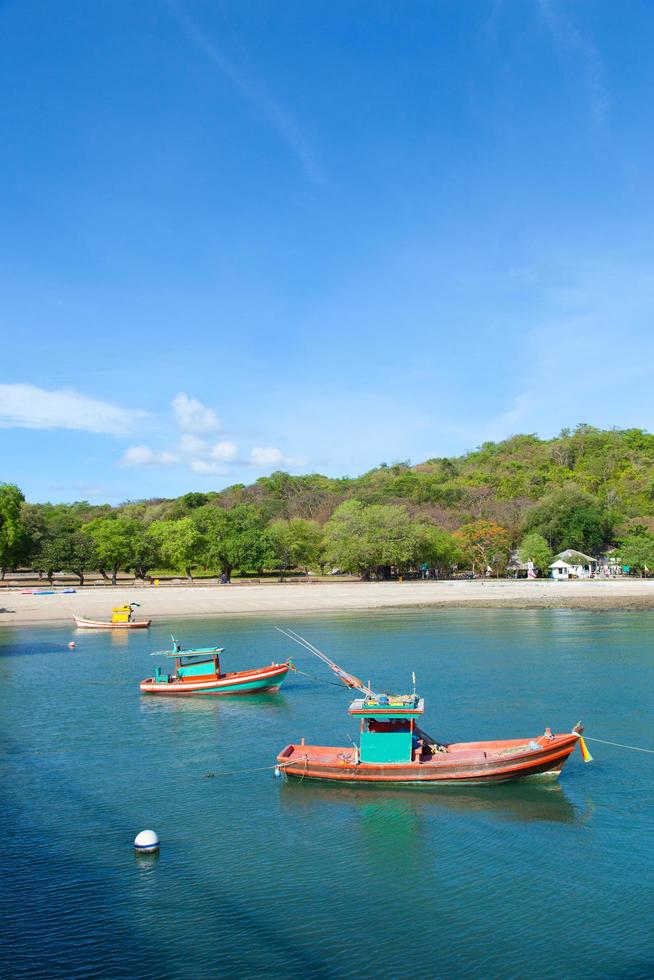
[517,533,553,574]
[38,530,98,585]
[148,518,204,582]
[523,486,610,554]
[455,520,511,576]
[0,483,25,578]
[84,516,137,585]
[266,519,324,579]
[416,525,462,577]
[615,534,654,577]
[11,425,654,586]
[324,501,426,579]
[194,504,271,579]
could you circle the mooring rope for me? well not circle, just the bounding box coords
[204,761,292,778]
[291,666,345,689]
[583,735,654,755]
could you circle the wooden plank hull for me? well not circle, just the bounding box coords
[73,616,151,629]
[277,733,580,785]
[140,661,290,696]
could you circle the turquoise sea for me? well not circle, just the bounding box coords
[1,608,653,979]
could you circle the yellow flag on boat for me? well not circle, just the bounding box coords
[579,736,593,763]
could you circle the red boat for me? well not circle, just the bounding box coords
[275,628,591,787]
[277,727,583,785]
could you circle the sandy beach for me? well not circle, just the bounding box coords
[3,578,654,628]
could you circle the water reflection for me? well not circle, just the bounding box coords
[138,690,293,719]
[279,778,593,825]
[108,630,130,647]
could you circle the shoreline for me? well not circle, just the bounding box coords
[3,579,654,628]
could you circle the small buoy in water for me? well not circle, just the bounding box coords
[273,766,282,779]
[134,829,160,853]
[68,641,76,649]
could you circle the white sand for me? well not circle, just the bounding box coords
[2,578,654,628]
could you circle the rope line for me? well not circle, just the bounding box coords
[583,736,654,755]
[204,761,291,778]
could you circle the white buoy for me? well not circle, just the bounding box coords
[68,641,76,649]
[134,829,160,853]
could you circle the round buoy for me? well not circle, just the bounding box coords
[134,829,160,853]
[68,641,76,649]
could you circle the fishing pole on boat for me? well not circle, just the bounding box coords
[275,627,377,696]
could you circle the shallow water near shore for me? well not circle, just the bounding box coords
[1,608,653,979]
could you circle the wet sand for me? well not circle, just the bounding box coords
[2,578,654,628]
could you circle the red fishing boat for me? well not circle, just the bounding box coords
[140,636,292,696]
[275,629,592,786]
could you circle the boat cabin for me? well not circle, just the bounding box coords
[152,646,224,684]
[349,694,425,763]
[112,604,135,623]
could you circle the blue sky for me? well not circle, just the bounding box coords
[2,0,654,503]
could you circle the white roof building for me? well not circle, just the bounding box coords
[549,550,597,579]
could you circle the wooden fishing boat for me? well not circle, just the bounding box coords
[275,628,592,786]
[74,602,151,629]
[74,615,151,629]
[140,637,292,696]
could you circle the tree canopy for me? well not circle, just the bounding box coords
[8,424,654,581]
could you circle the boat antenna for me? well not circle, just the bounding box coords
[412,671,416,696]
[275,627,377,697]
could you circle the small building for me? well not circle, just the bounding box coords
[549,550,597,580]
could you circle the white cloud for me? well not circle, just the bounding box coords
[190,459,230,475]
[179,434,208,456]
[172,393,220,433]
[211,440,238,462]
[120,445,178,467]
[250,446,284,467]
[0,383,147,435]
[249,445,305,469]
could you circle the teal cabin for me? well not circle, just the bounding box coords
[153,647,223,683]
[349,694,425,764]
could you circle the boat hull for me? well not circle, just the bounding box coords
[277,733,580,785]
[140,662,290,696]
[73,616,151,629]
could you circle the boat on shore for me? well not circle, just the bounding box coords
[74,603,151,630]
[140,637,292,696]
[275,628,591,786]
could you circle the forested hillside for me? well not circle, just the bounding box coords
[4,425,654,581]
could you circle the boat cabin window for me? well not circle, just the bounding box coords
[365,719,410,733]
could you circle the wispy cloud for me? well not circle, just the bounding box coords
[0,383,147,435]
[168,0,324,185]
[537,0,610,125]
[484,260,654,441]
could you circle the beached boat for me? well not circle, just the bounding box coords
[275,628,591,786]
[73,603,151,629]
[140,637,292,696]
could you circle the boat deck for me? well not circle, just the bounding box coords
[279,735,568,767]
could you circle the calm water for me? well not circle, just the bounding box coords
[1,608,653,979]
